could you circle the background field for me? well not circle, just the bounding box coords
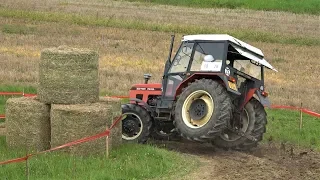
[125,0,320,14]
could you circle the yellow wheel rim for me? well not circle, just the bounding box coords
[182,90,214,129]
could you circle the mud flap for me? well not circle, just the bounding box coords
[255,90,271,107]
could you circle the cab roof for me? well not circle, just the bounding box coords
[182,34,277,72]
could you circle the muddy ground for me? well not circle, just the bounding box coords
[155,140,320,180]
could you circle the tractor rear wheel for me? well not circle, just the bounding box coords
[174,79,232,142]
[235,98,267,151]
[212,101,255,149]
[121,104,152,143]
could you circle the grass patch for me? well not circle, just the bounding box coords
[0,85,36,119]
[265,108,320,150]
[0,8,319,46]
[0,85,36,94]
[1,24,36,35]
[125,0,320,15]
[0,138,195,179]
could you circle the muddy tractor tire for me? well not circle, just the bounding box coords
[235,98,267,150]
[212,101,256,149]
[121,104,152,144]
[174,79,232,142]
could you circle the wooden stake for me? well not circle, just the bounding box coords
[299,102,303,131]
[106,124,109,159]
[25,143,29,180]
[106,136,109,159]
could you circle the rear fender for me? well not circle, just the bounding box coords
[174,73,239,98]
[240,89,271,109]
[129,98,155,116]
[255,90,271,107]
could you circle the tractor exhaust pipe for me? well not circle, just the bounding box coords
[167,34,175,64]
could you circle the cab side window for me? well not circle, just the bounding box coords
[190,42,225,71]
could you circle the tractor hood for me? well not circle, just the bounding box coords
[183,34,277,72]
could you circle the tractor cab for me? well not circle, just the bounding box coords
[124,34,276,149]
[158,34,276,109]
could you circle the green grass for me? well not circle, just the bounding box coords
[265,108,320,150]
[0,85,37,94]
[0,85,37,122]
[0,138,195,179]
[0,8,319,46]
[1,24,37,35]
[125,0,320,15]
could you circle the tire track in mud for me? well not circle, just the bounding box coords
[156,141,320,180]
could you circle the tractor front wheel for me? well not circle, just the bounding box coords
[235,98,267,151]
[174,79,232,142]
[121,104,152,143]
[212,101,255,149]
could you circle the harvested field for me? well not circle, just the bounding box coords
[5,97,50,151]
[50,102,122,156]
[38,46,99,104]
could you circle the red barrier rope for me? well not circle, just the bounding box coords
[0,116,122,166]
[0,92,129,99]
[270,105,320,118]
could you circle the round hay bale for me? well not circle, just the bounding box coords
[38,46,99,104]
[51,102,122,156]
[6,97,50,151]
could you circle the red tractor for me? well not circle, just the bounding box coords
[121,34,277,150]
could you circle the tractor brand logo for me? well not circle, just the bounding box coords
[137,88,147,90]
[136,87,160,91]
[225,67,231,76]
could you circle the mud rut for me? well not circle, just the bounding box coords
[154,140,320,180]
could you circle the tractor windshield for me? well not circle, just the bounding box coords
[169,42,194,73]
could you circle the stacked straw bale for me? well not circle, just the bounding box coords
[6,97,50,151]
[50,101,122,156]
[5,46,123,156]
[38,46,99,104]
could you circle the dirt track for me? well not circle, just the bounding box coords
[156,141,320,180]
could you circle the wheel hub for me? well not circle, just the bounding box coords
[123,119,137,133]
[182,90,214,129]
[189,99,208,120]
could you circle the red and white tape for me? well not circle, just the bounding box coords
[0,116,122,165]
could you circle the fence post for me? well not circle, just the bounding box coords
[106,124,109,159]
[299,103,303,131]
[25,144,29,180]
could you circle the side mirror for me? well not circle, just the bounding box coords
[204,55,215,62]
